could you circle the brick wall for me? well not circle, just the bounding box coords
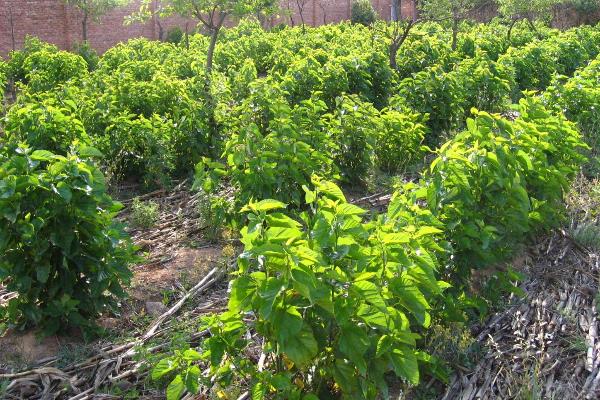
[0,0,416,58]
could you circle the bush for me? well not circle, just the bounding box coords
[21,48,88,93]
[543,58,600,172]
[130,198,160,229]
[375,107,427,174]
[325,95,378,184]
[6,36,51,84]
[197,95,336,214]
[0,144,136,337]
[3,94,89,155]
[165,26,185,44]
[351,0,377,26]
[452,55,515,114]
[423,97,585,276]
[0,61,7,104]
[96,113,178,187]
[396,65,465,145]
[73,41,100,71]
[158,178,448,399]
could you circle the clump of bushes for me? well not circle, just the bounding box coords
[351,0,378,26]
[130,198,160,229]
[0,144,136,337]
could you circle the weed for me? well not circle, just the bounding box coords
[56,343,94,369]
[570,222,600,251]
[130,197,160,229]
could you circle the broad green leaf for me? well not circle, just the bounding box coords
[337,203,366,217]
[152,358,176,380]
[184,365,200,394]
[241,199,287,213]
[273,305,303,343]
[30,150,56,161]
[338,325,369,374]
[166,375,185,400]
[36,265,51,284]
[78,146,104,158]
[55,182,72,203]
[351,280,387,312]
[390,346,419,385]
[228,276,256,312]
[280,324,318,367]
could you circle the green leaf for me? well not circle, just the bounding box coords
[241,199,287,213]
[78,145,104,158]
[394,284,431,328]
[184,365,200,394]
[252,381,266,400]
[390,346,419,385]
[55,182,72,203]
[351,280,387,312]
[315,180,346,201]
[273,305,303,343]
[228,276,256,312]
[30,150,56,161]
[382,232,411,244]
[36,265,51,284]
[376,335,393,357]
[183,349,201,362]
[337,203,366,216]
[414,226,443,238]
[166,374,185,400]
[152,358,176,380]
[281,324,318,367]
[338,325,369,374]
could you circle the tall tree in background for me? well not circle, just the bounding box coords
[419,0,481,50]
[317,0,334,24]
[64,0,128,42]
[497,0,562,39]
[131,0,277,74]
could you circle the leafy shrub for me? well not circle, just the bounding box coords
[395,32,454,79]
[0,144,135,337]
[169,178,448,399]
[396,65,465,145]
[20,48,88,93]
[3,94,89,155]
[325,95,378,184]
[197,96,336,212]
[166,26,184,44]
[96,113,178,187]
[452,55,515,114]
[374,107,427,174]
[543,58,600,172]
[351,0,377,26]
[73,41,100,71]
[6,36,51,84]
[130,198,160,229]
[423,97,585,275]
[0,60,6,94]
[498,41,556,96]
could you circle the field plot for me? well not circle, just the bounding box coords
[2,4,600,399]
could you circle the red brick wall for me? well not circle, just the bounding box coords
[0,0,417,58]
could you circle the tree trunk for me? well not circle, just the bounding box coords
[391,0,400,21]
[8,6,16,51]
[157,19,164,41]
[206,27,220,74]
[526,17,541,39]
[389,20,414,71]
[82,11,88,42]
[507,18,517,42]
[451,17,459,51]
[390,41,399,70]
[185,23,190,50]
